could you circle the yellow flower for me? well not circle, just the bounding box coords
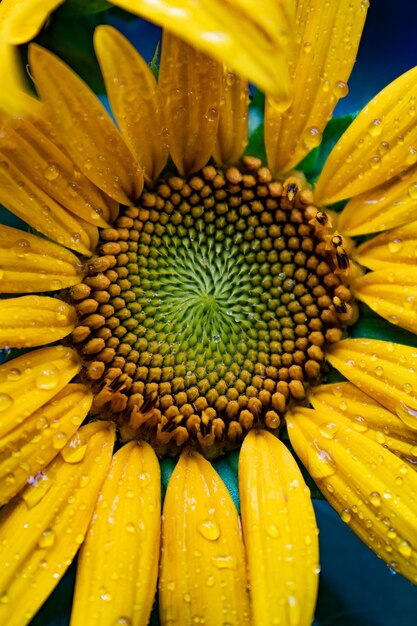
[0,2,417,626]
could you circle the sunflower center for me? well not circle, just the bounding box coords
[69,157,353,457]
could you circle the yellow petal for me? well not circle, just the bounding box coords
[213,68,249,165]
[0,421,115,626]
[159,32,221,176]
[29,43,143,204]
[288,407,417,583]
[338,164,417,236]
[0,154,97,256]
[0,40,42,116]
[94,25,169,183]
[71,441,161,626]
[326,338,417,430]
[0,116,115,228]
[0,345,81,439]
[109,0,294,100]
[0,0,64,44]
[0,224,85,293]
[266,0,368,174]
[315,65,417,204]
[159,451,251,625]
[354,219,417,270]
[309,382,417,467]
[0,383,92,506]
[0,295,77,349]
[352,266,417,335]
[239,430,319,626]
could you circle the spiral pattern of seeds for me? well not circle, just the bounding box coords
[68,157,353,457]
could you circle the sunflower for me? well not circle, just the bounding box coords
[1,1,417,625]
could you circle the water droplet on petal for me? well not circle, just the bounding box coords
[35,365,60,390]
[302,126,322,149]
[287,594,300,626]
[61,432,87,463]
[369,491,382,507]
[341,508,352,523]
[197,518,220,541]
[38,528,56,548]
[0,393,13,412]
[367,119,382,137]
[388,239,403,253]
[266,524,280,538]
[206,107,218,122]
[319,422,338,440]
[212,555,234,569]
[398,540,412,558]
[100,587,112,602]
[53,432,68,450]
[44,164,60,181]
[408,182,417,199]
[334,80,349,98]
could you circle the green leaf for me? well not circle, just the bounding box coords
[33,12,105,92]
[246,123,266,161]
[149,41,160,79]
[60,0,112,15]
[351,303,417,347]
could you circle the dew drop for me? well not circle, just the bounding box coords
[306,447,337,479]
[352,416,368,432]
[288,594,300,626]
[0,592,9,605]
[38,528,56,549]
[334,80,349,98]
[398,540,412,558]
[225,72,235,87]
[212,555,234,569]
[183,592,191,603]
[388,239,403,253]
[319,421,338,440]
[53,432,68,450]
[369,491,382,507]
[406,148,417,166]
[303,41,312,53]
[35,365,61,390]
[302,126,322,149]
[126,522,136,534]
[71,415,83,426]
[0,393,13,412]
[100,588,112,602]
[206,575,215,587]
[197,518,220,541]
[44,164,60,181]
[408,182,417,199]
[13,238,31,258]
[167,581,176,592]
[341,508,352,523]
[206,107,218,122]
[266,524,280,538]
[367,119,382,137]
[61,432,87,463]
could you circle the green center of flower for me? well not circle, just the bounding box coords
[69,157,352,457]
